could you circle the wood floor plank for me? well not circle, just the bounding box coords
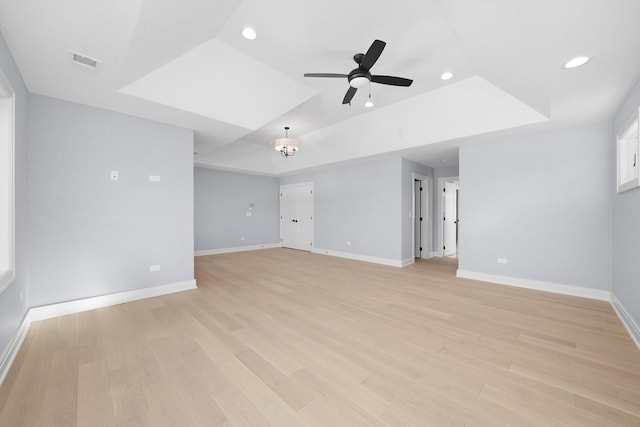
[0,320,59,426]
[235,349,313,411]
[235,310,393,419]
[37,346,79,427]
[77,358,116,427]
[1,248,639,426]
[232,325,304,376]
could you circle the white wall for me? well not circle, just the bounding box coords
[194,167,279,251]
[612,78,640,328]
[27,95,194,307]
[280,156,403,262]
[459,122,613,291]
[0,28,29,368]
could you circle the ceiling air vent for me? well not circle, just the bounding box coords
[69,51,100,70]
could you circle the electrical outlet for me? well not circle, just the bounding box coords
[240,236,246,241]
[497,258,508,264]
[149,175,160,182]
[346,241,351,246]
[149,265,160,272]
[110,170,118,181]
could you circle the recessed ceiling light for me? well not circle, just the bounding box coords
[564,56,590,69]
[440,71,454,80]
[242,27,257,40]
[364,100,374,108]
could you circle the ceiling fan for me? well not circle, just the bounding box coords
[304,39,413,105]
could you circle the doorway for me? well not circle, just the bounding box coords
[279,182,314,251]
[438,177,459,258]
[412,173,431,259]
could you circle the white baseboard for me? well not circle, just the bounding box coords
[312,248,405,268]
[610,293,640,350]
[0,314,30,388]
[195,243,280,257]
[456,269,611,301]
[28,279,197,323]
[401,258,415,267]
[415,252,435,259]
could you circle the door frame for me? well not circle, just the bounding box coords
[279,182,314,250]
[411,173,432,259]
[437,176,459,257]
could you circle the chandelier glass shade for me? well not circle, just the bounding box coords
[275,127,298,157]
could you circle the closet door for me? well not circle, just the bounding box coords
[280,183,314,251]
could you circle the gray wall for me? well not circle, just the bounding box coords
[0,29,29,365]
[434,166,460,182]
[459,122,613,290]
[281,156,403,261]
[28,95,194,307]
[194,167,279,251]
[612,78,640,326]
[401,158,434,260]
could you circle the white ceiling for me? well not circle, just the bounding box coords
[1,0,640,175]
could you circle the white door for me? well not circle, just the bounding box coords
[280,186,297,247]
[414,179,429,258]
[414,180,422,257]
[443,181,458,256]
[280,183,314,251]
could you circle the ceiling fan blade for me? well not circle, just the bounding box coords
[360,39,386,70]
[371,75,413,87]
[304,73,348,78]
[342,86,357,104]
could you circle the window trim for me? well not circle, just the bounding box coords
[616,107,640,193]
[0,68,15,294]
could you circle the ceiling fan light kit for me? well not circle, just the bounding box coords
[275,126,299,158]
[349,75,370,88]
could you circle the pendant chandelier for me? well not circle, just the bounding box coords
[274,126,299,158]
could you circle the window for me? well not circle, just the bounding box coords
[0,68,15,294]
[617,107,640,193]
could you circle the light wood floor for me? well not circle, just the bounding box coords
[1,249,640,426]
